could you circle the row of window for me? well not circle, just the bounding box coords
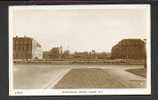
[14,46,32,51]
[14,53,32,59]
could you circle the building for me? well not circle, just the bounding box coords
[13,36,42,60]
[43,46,63,60]
[111,39,146,59]
[32,39,43,59]
[95,52,107,59]
[71,50,108,60]
[73,51,89,59]
[43,51,50,60]
[62,50,71,59]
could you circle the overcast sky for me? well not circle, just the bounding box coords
[10,5,150,52]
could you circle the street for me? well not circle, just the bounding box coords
[13,64,146,89]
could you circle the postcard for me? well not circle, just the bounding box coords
[9,4,151,96]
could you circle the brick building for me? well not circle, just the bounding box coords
[111,39,146,59]
[13,36,42,60]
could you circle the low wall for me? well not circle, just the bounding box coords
[14,59,145,65]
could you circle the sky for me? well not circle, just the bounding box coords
[10,5,150,53]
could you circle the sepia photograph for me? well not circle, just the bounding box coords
[9,4,151,95]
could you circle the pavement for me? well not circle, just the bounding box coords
[14,65,71,89]
[54,68,145,89]
[13,64,146,89]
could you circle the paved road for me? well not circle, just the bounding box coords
[14,65,70,89]
[13,64,145,89]
[54,68,145,88]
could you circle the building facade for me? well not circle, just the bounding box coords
[62,50,71,59]
[43,47,63,60]
[111,39,146,59]
[13,36,42,60]
[32,39,42,59]
[73,51,89,59]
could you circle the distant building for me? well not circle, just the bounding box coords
[43,51,50,60]
[95,52,107,59]
[43,46,63,60]
[62,50,71,59]
[90,50,97,59]
[111,39,146,59]
[13,36,42,60]
[71,50,109,59]
[73,51,89,59]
